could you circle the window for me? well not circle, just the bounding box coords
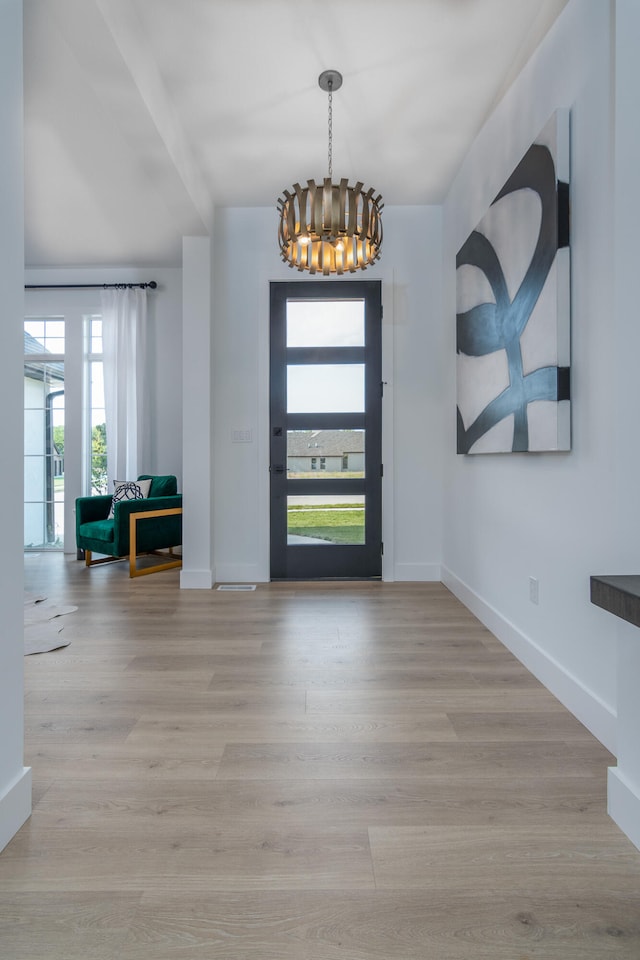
[320,457,326,470]
[24,318,65,549]
[86,316,107,494]
[311,457,317,470]
[24,318,65,354]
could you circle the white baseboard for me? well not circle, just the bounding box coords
[0,767,32,854]
[608,767,640,851]
[441,566,616,753]
[214,563,269,585]
[393,562,442,582]
[180,568,214,590]
[211,561,444,585]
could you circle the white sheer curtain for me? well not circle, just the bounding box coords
[101,287,149,488]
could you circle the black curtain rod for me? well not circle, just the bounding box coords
[25,281,157,290]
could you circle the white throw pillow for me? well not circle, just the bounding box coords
[108,478,152,519]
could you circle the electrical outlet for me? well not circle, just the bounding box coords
[529,576,539,604]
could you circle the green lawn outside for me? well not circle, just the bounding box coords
[288,502,363,511]
[287,505,365,545]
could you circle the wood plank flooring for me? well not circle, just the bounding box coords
[1,553,639,958]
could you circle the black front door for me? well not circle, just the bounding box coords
[270,280,383,580]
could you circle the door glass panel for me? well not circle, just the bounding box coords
[287,299,365,347]
[287,364,365,413]
[23,356,65,549]
[287,495,365,545]
[24,409,45,454]
[24,502,45,550]
[287,429,365,478]
[24,455,44,502]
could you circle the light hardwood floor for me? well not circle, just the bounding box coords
[1,553,639,958]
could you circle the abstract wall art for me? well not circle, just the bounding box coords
[456,110,571,454]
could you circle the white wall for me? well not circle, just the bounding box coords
[604,0,640,853]
[24,266,184,523]
[0,0,31,853]
[181,237,214,589]
[442,0,617,748]
[212,204,444,583]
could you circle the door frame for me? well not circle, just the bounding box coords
[24,292,84,554]
[264,277,390,579]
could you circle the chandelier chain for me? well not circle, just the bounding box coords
[327,80,333,178]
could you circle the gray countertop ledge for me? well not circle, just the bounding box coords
[590,575,640,629]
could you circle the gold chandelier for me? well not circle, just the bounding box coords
[277,70,383,276]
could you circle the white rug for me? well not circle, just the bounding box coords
[24,593,77,656]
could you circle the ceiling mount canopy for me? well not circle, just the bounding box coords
[277,70,383,276]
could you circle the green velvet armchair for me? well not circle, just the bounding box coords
[76,474,182,577]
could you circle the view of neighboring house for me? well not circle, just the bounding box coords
[287,429,365,474]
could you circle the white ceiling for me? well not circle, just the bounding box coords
[23,0,569,268]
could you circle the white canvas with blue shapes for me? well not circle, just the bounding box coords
[456,110,571,454]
